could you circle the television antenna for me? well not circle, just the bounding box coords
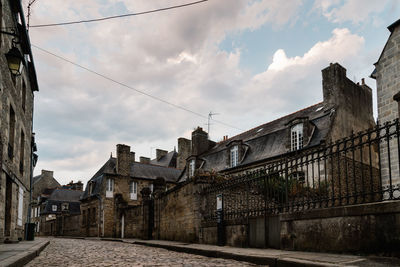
[206,111,219,137]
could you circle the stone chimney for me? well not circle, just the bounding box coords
[116,144,131,176]
[41,170,54,180]
[322,62,375,140]
[140,156,150,164]
[322,63,347,109]
[177,137,191,170]
[156,149,168,160]
[192,127,209,156]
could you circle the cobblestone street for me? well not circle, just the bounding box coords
[26,238,259,266]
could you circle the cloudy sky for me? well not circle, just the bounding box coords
[24,0,399,186]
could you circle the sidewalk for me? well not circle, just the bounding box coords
[101,237,400,267]
[0,238,49,267]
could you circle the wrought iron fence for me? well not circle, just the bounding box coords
[202,119,400,224]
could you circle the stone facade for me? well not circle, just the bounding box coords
[373,19,400,188]
[0,0,39,242]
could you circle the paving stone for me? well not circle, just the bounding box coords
[26,238,260,267]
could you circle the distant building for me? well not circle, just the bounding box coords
[30,170,61,234]
[371,19,400,189]
[0,0,39,242]
[80,144,181,237]
[38,188,83,236]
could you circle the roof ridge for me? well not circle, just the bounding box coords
[220,102,323,144]
[132,161,180,170]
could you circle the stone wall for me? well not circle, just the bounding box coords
[280,200,400,254]
[0,0,37,242]
[153,180,206,242]
[375,22,400,188]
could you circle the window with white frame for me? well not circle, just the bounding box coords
[52,205,57,212]
[129,181,138,200]
[189,159,195,177]
[17,187,24,226]
[106,178,114,198]
[291,123,304,151]
[230,145,239,167]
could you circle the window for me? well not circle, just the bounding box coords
[22,80,26,111]
[17,187,23,226]
[150,183,154,193]
[189,159,195,177]
[61,203,69,211]
[19,130,24,173]
[230,145,239,167]
[130,181,138,200]
[8,105,15,159]
[291,123,304,151]
[52,205,57,212]
[106,178,114,198]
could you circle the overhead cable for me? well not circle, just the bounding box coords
[31,44,243,132]
[30,0,208,28]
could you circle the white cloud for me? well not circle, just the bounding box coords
[25,1,367,186]
[313,0,391,24]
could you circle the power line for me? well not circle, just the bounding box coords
[31,44,243,132]
[30,0,208,28]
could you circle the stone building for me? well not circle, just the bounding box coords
[30,170,61,234]
[80,144,181,237]
[38,188,83,236]
[371,19,400,189]
[0,0,39,242]
[178,63,376,182]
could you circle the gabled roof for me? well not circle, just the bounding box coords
[197,102,332,172]
[373,18,400,66]
[150,151,177,168]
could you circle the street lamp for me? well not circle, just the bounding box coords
[1,29,24,75]
[5,46,24,75]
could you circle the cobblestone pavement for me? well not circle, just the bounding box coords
[26,238,260,267]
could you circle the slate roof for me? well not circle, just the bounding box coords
[41,189,83,215]
[130,162,181,182]
[150,151,177,168]
[197,102,332,173]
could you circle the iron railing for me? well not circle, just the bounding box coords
[202,119,400,224]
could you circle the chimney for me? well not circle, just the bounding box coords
[116,144,131,176]
[41,170,54,179]
[192,127,209,156]
[156,149,168,161]
[361,78,365,85]
[130,151,135,162]
[322,62,347,108]
[177,137,191,170]
[140,156,150,164]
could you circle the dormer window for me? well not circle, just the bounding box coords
[230,145,239,167]
[189,159,195,178]
[291,123,303,151]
